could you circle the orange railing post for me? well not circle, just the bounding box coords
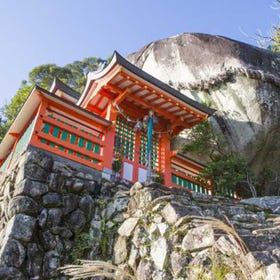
[159,133,172,186]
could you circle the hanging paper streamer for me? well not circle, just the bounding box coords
[146,110,154,183]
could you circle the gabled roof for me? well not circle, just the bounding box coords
[50,77,80,103]
[78,52,215,134]
[78,51,215,116]
[0,86,111,160]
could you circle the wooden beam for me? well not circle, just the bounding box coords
[114,77,127,87]
[86,104,104,116]
[170,117,186,130]
[99,87,116,99]
[113,88,130,105]
[9,133,20,138]
[107,83,192,129]
[130,95,190,130]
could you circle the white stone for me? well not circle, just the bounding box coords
[128,245,139,269]
[182,224,214,252]
[264,263,280,280]
[139,245,149,257]
[118,217,139,237]
[153,213,163,223]
[150,237,168,270]
[157,223,168,236]
[113,236,127,264]
[148,223,159,237]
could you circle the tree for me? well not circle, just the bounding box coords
[0,55,108,141]
[183,118,257,197]
[182,119,228,161]
[268,26,280,53]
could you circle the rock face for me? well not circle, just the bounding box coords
[0,147,101,279]
[1,147,280,279]
[128,33,280,194]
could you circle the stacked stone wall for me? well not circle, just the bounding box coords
[0,147,280,279]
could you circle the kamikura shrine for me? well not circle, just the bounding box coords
[0,52,221,196]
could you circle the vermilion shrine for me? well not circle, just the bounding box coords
[0,52,217,195]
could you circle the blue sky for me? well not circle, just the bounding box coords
[0,0,279,107]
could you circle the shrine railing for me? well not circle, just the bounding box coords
[170,156,212,195]
[31,108,105,171]
[171,170,212,195]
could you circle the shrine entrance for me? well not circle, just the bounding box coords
[113,115,159,183]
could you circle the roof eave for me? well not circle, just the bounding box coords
[79,51,215,116]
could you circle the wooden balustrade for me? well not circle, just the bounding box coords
[30,109,105,170]
[171,169,212,195]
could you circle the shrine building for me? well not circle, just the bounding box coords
[0,52,218,195]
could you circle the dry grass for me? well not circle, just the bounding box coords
[175,215,248,254]
[59,260,137,280]
[175,215,262,280]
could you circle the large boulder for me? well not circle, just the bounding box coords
[128,33,280,194]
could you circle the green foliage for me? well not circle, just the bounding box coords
[198,156,248,196]
[183,119,227,161]
[268,2,280,53]
[112,156,122,173]
[5,83,33,123]
[269,26,280,53]
[183,118,254,197]
[0,55,108,142]
[70,232,90,264]
[154,171,163,184]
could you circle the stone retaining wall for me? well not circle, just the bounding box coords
[0,147,101,279]
[0,147,280,279]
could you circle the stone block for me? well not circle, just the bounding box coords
[43,250,61,278]
[182,224,214,252]
[38,208,48,228]
[264,263,280,280]
[136,260,154,280]
[14,178,48,198]
[46,208,63,227]
[114,236,127,264]
[151,237,168,270]
[26,243,43,278]
[42,193,62,208]
[0,265,26,280]
[170,251,190,277]
[68,178,85,193]
[63,193,79,214]
[118,217,139,237]
[5,214,36,242]
[48,173,65,192]
[79,195,95,221]
[66,209,86,233]
[162,202,202,224]
[1,239,25,267]
[8,196,40,217]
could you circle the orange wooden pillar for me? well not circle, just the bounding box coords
[159,133,172,186]
[29,99,48,147]
[102,103,118,175]
[132,131,141,182]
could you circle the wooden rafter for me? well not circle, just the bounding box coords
[94,96,106,109]
[130,94,192,129]
[115,77,127,87]
[107,82,192,129]
[9,133,20,138]
[113,88,130,105]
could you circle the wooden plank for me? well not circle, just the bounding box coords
[40,116,104,146]
[30,142,103,171]
[113,88,130,105]
[171,169,210,190]
[36,131,103,161]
